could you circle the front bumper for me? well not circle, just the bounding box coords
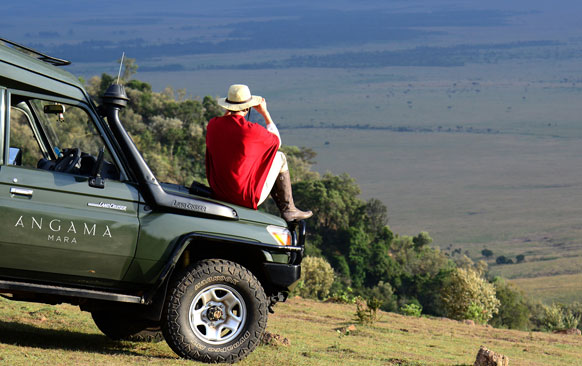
[262,220,306,292]
[262,263,301,290]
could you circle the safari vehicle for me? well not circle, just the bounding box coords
[0,39,305,363]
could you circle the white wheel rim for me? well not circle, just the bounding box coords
[188,284,247,345]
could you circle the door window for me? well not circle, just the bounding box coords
[9,96,121,180]
[9,106,44,168]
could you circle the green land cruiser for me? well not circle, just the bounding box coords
[0,39,305,363]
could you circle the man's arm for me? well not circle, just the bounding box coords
[253,98,281,147]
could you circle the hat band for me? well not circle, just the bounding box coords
[225,97,252,104]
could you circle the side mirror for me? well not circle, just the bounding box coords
[89,148,105,189]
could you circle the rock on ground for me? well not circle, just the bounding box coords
[261,331,291,346]
[474,345,509,366]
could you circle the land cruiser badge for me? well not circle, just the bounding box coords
[87,202,127,211]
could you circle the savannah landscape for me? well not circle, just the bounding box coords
[3,0,582,364]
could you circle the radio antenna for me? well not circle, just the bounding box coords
[116,52,125,84]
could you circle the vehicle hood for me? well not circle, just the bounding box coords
[160,182,286,227]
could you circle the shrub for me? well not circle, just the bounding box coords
[355,296,383,324]
[400,303,422,317]
[490,278,531,329]
[326,286,357,304]
[538,303,581,331]
[295,256,335,300]
[361,281,397,312]
[440,268,500,323]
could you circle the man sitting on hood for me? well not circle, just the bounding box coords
[206,84,312,222]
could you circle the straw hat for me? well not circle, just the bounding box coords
[217,84,262,111]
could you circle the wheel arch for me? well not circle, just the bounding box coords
[143,232,293,321]
[174,237,272,291]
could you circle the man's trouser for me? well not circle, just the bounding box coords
[258,151,288,205]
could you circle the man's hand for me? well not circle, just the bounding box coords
[253,98,274,125]
[253,98,268,115]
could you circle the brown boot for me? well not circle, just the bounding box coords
[271,171,312,222]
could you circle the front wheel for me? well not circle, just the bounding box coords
[163,259,268,363]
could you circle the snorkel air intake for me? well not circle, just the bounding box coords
[101,84,238,220]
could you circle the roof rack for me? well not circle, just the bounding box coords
[0,38,71,66]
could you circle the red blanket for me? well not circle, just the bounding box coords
[206,114,280,209]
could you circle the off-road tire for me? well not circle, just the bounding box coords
[162,259,268,363]
[91,311,163,342]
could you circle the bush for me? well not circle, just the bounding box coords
[354,296,382,324]
[400,303,422,317]
[537,303,581,331]
[326,286,357,304]
[295,256,335,300]
[490,278,531,329]
[440,268,500,323]
[361,281,397,312]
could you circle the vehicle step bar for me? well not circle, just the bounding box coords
[0,279,143,304]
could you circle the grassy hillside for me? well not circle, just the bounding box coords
[1,296,581,365]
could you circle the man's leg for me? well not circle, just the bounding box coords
[259,152,312,222]
[258,151,287,205]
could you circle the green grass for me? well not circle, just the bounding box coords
[1,296,582,365]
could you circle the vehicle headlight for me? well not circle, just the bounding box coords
[267,225,292,246]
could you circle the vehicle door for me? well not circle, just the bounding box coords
[0,89,141,284]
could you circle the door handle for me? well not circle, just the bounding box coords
[10,187,34,197]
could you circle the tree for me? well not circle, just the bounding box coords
[118,57,138,83]
[490,278,531,329]
[347,227,372,288]
[364,198,388,235]
[516,254,525,263]
[387,232,454,317]
[440,268,500,324]
[481,249,493,258]
[496,255,512,265]
[412,231,432,250]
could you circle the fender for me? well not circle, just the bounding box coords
[139,231,303,321]
[143,231,303,305]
